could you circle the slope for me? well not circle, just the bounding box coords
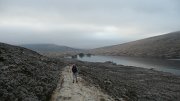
[91,31,180,59]
[20,44,82,53]
[0,42,65,101]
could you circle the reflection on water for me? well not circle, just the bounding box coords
[74,55,180,75]
[71,53,92,59]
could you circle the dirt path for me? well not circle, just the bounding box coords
[51,66,114,101]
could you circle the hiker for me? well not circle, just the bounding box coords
[72,64,78,83]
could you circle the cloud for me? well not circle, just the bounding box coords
[0,0,179,48]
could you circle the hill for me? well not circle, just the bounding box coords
[1,42,180,101]
[90,31,180,59]
[20,44,82,53]
[0,42,65,101]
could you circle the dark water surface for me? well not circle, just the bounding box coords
[74,55,180,75]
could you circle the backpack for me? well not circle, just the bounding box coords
[72,65,77,73]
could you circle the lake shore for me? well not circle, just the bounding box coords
[61,58,180,101]
[70,55,180,75]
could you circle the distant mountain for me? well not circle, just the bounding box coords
[90,31,180,59]
[20,44,83,52]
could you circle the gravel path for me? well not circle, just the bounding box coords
[51,66,114,101]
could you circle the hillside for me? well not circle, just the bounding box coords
[0,42,65,101]
[90,31,180,59]
[77,61,180,101]
[20,44,82,53]
[1,42,180,101]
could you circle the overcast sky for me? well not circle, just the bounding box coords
[0,0,179,49]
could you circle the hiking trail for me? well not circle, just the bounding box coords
[51,66,114,101]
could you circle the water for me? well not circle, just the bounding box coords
[73,55,180,75]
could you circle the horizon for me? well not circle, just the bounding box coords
[0,0,180,48]
[16,31,178,49]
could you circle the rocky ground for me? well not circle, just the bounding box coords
[61,59,180,101]
[51,66,114,101]
[0,43,65,101]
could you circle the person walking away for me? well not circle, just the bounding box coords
[72,64,78,83]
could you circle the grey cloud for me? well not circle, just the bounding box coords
[0,0,179,48]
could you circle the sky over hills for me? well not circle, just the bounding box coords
[0,0,179,48]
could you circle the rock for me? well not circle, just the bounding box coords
[0,56,5,62]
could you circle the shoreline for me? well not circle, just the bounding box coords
[61,58,180,101]
[69,55,180,75]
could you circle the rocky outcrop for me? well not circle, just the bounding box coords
[90,31,180,59]
[0,43,65,101]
